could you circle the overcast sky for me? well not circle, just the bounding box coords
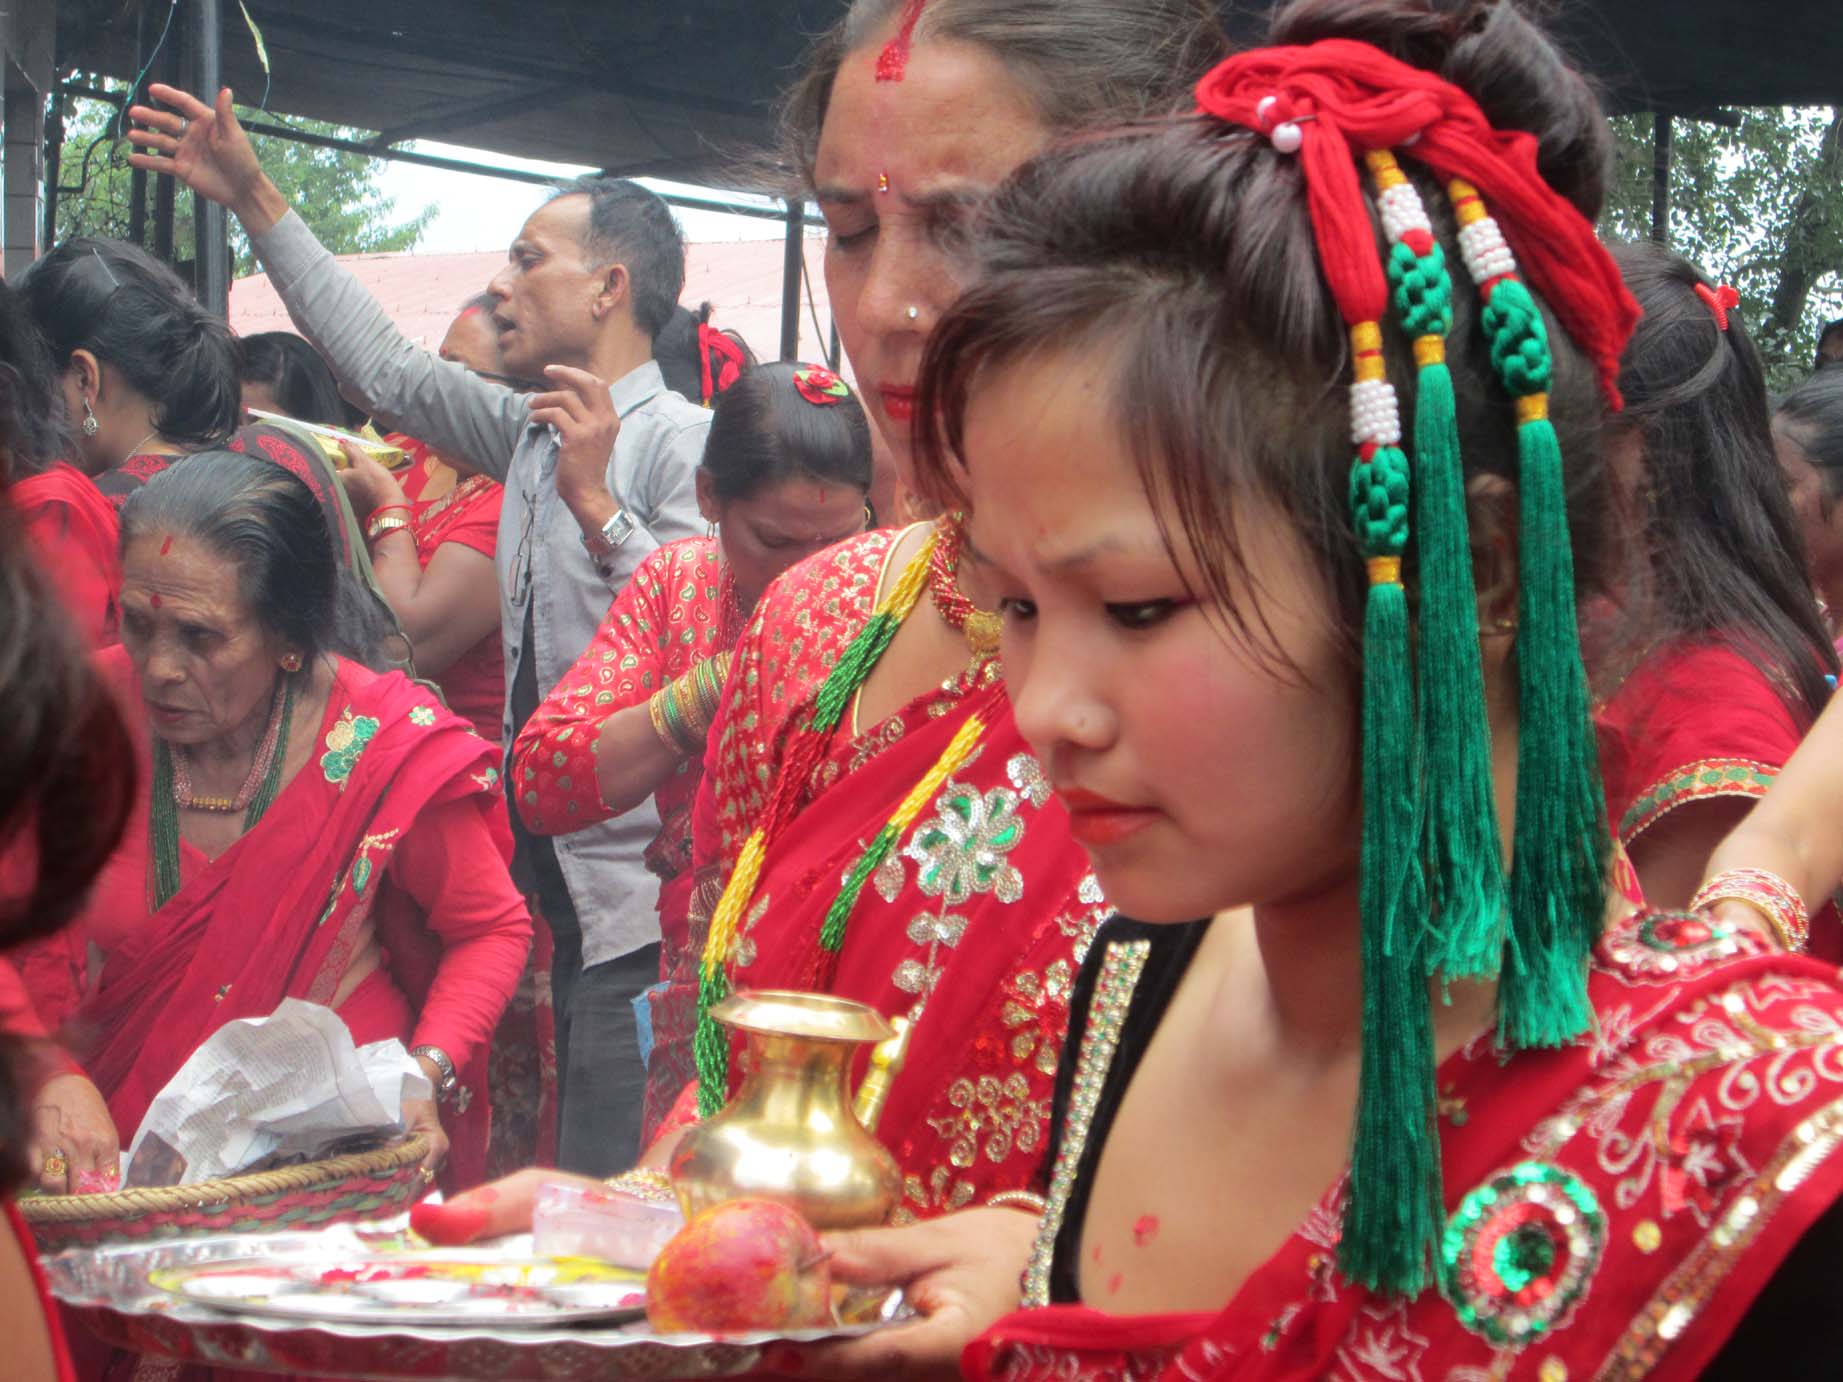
[396,140,791,254]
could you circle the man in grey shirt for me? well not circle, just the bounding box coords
[129,83,709,1172]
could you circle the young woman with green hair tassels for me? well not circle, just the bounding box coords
[741,2,1843,1378]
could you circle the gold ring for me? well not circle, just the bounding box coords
[42,1152,68,1180]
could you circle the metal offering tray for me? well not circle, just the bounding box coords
[44,1217,904,1380]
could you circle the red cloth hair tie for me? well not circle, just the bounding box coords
[1194,39,1640,409]
[1694,281,1741,331]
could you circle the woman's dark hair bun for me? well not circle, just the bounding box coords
[1268,0,1609,220]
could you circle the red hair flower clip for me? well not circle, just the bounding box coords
[793,364,851,406]
[1694,281,1742,331]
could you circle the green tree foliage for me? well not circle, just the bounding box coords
[52,84,432,279]
[1603,108,1843,389]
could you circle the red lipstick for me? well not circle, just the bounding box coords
[1057,788,1159,847]
[879,386,916,423]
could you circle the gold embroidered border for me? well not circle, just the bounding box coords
[1593,1094,1843,1379]
[1021,936,1151,1309]
[1618,757,1778,844]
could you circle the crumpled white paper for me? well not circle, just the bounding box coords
[124,998,431,1186]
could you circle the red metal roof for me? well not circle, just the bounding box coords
[229,236,839,373]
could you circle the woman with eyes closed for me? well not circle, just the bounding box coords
[512,361,874,1136]
[633,0,1230,1203]
[406,0,1227,1247]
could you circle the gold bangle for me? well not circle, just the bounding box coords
[1690,867,1809,952]
[986,1189,1047,1215]
[604,1168,676,1204]
[366,513,412,545]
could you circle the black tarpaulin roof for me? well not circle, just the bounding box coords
[56,1,1843,185]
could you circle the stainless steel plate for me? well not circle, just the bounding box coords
[44,1219,907,1380]
[149,1253,648,1329]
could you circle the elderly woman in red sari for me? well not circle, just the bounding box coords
[39,448,531,1190]
[512,361,874,1136]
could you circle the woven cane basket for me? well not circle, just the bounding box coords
[18,1135,429,1252]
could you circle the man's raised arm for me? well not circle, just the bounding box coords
[127,84,523,480]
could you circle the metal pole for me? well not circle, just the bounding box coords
[128,0,149,246]
[152,35,177,265]
[779,199,805,361]
[187,0,230,314]
[1650,112,1672,245]
[41,87,63,253]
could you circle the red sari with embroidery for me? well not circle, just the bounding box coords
[678,528,1108,1216]
[966,906,1843,1380]
[57,649,530,1190]
[12,463,121,647]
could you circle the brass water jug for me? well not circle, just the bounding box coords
[668,990,905,1231]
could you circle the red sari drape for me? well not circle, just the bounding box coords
[71,653,516,1187]
[673,528,1108,1215]
[967,911,1843,1379]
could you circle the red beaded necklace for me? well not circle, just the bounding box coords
[928,515,1002,659]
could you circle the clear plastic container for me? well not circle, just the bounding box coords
[531,1179,684,1269]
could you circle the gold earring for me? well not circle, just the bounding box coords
[281,652,303,672]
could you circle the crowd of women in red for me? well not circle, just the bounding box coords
[9,0,1843,1378]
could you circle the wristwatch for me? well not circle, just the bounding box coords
[581,506,639,571]
[411,1044,458,1099]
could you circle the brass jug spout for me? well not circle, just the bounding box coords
[852,1014,913,1134]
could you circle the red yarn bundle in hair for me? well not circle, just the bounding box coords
[1195,39,1638,408]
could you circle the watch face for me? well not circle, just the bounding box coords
[605,510,638,547]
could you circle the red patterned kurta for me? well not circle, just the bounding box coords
[512,537,739,960]
[969,908,1843,1379]
[682,526,1109,1218]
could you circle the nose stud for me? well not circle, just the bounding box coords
[904,305,920,322]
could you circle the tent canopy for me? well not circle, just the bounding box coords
[55,1,1843,187]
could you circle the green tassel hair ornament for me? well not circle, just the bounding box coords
[1368,151,1510,980]
[1446,178,1608,1049]
[1195,45,1638,1305]
[1341,315,1441,1296]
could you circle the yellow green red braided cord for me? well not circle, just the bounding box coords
[693,529,939,1115]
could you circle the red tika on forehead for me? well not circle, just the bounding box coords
[160,535,173,556]
[875,0,927,82]
[149,593,163,608]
